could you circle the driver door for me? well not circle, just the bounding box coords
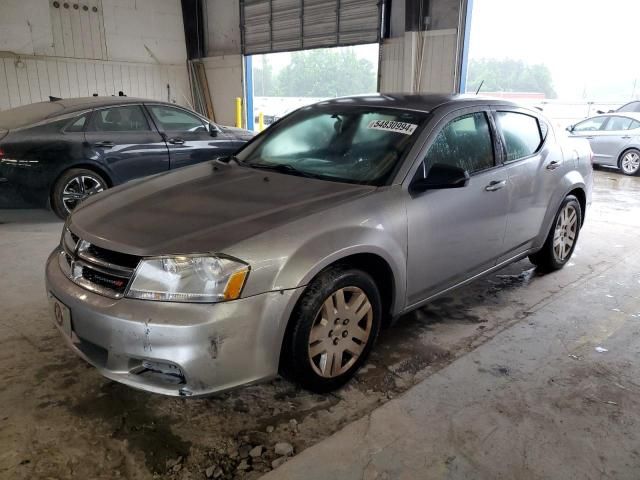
[405,108,509,307]
[145,104,236,169]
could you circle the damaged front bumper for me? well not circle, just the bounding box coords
[45,248,303,397]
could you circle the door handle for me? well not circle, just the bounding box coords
[167,137,185,145]
[94,141,114,148]
[585,136,594,140]
[546,160,561,170]
[622,135,631,140]
[485,180,507,192]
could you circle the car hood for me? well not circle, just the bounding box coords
[221,125,255,141]
[70,162,375,256]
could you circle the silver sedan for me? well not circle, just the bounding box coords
[567,112,640,175]
[46,94,593,396]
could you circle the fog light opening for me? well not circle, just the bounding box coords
[138,360,185,385]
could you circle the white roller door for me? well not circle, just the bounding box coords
[241,0,381,54]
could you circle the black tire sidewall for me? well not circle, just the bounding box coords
[543,195,582,270]
[51,168,107,219]
[283,267,382,393]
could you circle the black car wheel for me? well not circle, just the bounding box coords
[281,266,382,393]
[529,195,582,271]
[51,168,107,219]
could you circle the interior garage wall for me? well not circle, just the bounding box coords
[202,0,243,126]
[0,0,190,111]
[379,0,464,94]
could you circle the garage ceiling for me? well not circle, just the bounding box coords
[240,0,381,55]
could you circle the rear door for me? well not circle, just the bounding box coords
[496,109,559,258]
[145,104,238,169]
[596,115,636,165]
[84,104,169,183]
[405,108,509,306]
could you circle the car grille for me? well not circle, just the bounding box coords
[59,227,141,299]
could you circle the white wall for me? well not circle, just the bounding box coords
[202,0,243,126]
[0,0,189,111]
[202,55,243,126]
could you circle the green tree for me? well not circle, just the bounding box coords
[274,48,377,97]
[466,59,557,98]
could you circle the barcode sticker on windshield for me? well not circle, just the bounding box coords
[368,120,418,135]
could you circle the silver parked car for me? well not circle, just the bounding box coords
[567,112,640,175]
[46,95,593,396]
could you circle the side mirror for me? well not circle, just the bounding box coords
[209,124,219,137]
[566,125,575,132]
[410,163,470,194]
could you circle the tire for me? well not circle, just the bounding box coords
[51,168,108,219]
[529,195,582,272]
[619,149,640,176]
[281,266,382,393]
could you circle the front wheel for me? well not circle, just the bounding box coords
[51,168,107,219]
[529,195,582,271]
[620,149,640,176]
[281,266,382,393]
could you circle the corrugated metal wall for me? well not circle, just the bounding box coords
[0,54,190,111]
[0,0,190,111]
[241,0,381,55]
[379,29,459,94]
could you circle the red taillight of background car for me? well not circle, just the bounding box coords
[0,147,4,159]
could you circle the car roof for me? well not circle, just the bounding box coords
[583,112,640,121]
[310,93,522,113]
[0,96,180,130]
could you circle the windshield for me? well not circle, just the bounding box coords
[236,107,428,185]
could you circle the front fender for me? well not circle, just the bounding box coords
[274,226,407,316]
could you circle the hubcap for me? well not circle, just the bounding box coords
[308,286,373,378]
[553,204,578,262]
[621,152,640,174]
[61,175,105,213]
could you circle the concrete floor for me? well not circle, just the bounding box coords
[0,169,639,479]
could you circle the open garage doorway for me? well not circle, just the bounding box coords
[247,43,380,131]
[463,0,640,131]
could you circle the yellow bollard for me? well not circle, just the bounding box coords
[235,97,242,128]
[258,111,264,132]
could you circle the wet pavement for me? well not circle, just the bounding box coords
[1,170,639,479]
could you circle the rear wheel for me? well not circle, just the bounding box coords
[281,266,381,393]
[529,195,582,271]
[51,168,107,219]
[620,149,640,176]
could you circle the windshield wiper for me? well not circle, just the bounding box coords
[247,162,323,179]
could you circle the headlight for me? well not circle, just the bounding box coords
[126,255,249,303]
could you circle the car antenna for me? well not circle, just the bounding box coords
[475,80,484,95]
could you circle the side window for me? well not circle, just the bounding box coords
[419,112,495,176]
[496,111,542,162]
[573,117,607,132]
[629,120,640,130]
[147,105,207,133]
[87,105,150,132]
[603,116,633,131]
[65,113,89,132]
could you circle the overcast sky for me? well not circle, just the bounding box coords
[468,0,640,100]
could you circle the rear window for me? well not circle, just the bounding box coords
[496,112,543,162]
[0,102,65,130]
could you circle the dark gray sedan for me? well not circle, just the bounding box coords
[567,112,640,175]
[0,97,254,218]
[46,94,593,396]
